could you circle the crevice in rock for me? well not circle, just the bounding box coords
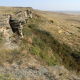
[9,15,23,38]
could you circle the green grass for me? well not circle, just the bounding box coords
[0,74,16,80]
[24,20,80,71]
[30,45,58,66]
[19,21,59,66]
[29,36,59,66]
[0,32,3,43]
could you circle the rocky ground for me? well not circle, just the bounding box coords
[0,54,80,80]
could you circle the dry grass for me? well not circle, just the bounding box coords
[0,7,80,73]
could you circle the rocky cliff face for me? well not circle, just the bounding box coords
[0,14,14,49]
[0,7,32,49]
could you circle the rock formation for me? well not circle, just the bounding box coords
[24,9,32,18]
[9,15,23,38]
[0,9,33,49]
[8,9,32,38]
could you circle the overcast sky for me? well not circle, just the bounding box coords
[0,0,80,11]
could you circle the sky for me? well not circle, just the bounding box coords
[0,0,80,11]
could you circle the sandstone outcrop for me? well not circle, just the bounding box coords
[0,8,32,49]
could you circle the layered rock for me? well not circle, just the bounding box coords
[0,9,32,49]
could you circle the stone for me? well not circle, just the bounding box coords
[9,15,24,38]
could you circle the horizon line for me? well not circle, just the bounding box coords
[0,6,80,12]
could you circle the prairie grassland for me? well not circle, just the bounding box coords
[0,7,80,73]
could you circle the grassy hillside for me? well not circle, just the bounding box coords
[21,10,80,71]
[0,7,80,70]
[0,7,80,79]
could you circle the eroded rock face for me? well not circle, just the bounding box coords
[9,15,23,38]
[0,9,33,49]
[9,9,32,38]
[25,9,32,18]
[0,15,14,49]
